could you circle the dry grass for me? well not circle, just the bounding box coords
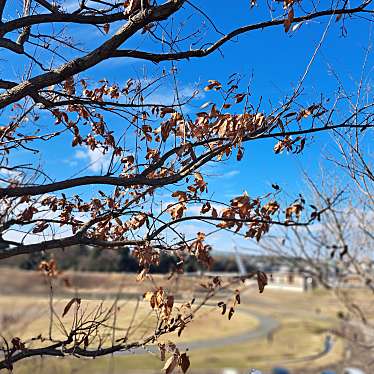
[0,295,258,345]
[1,268,360,373]
[11,317,343,374]
[0,267,202,297]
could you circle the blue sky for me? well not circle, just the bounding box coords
[1,1,373,250]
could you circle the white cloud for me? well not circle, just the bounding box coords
[163,85,202,106]
[63,158,78,167]
[0,168,23,186]
[75,147,112,173]
[58,0,79,12]
[2,196,92,246]
[220,170,240,179]
[132,78,204,112]
[203,168,240,180]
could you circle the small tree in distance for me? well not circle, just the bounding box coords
[0,0,372,371]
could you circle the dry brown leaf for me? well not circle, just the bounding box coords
[158,343,166,361]
[62,297,81,317]
[179,352,190,373]
[257,271,268,293]
[163,354,179,374]
[228,307,235,320]
[137,268,148,282]
[284,8,294,32]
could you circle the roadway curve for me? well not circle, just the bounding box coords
[118,307,335,366]
[117,308,279,355]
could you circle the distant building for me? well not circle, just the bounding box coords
[267,265,316,292]
[211,252,318,292]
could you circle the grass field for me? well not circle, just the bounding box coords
[0,268,353,373]
[0,295,258,345]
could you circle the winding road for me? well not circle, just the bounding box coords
[118,306,335,366]
[117,308,279,355]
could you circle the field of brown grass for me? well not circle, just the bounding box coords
[0,268,358,373]
[0,267,201,297]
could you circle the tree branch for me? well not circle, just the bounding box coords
[0,0,185,110]
[34,0,60,14]
[0,235,146,260]
[0,174,181,198]
[111,2,373,62]
[0,0,6,21]
[0,12,127,37]
[0,119,371,198]
[0,37,24,53]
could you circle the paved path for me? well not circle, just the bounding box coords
[117,304,335,366]
[117,309,279,355]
